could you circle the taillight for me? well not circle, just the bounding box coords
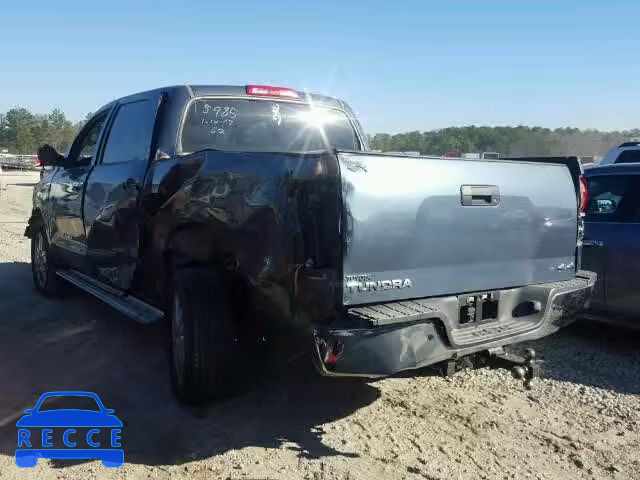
[246,85,300,99]
[579,175,588,214]
[35,157,42,168]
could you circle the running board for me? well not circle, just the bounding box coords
[56,270,164,324]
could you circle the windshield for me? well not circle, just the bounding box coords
[180,98,360,154]
[37,395,101,412]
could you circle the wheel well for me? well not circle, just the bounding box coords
[25,209,44,239]
[163,225,257,338]
[164,223,224,270]
[30,208,43,221]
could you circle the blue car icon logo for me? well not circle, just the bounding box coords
[15,391,123,468]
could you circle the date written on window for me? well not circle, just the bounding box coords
[198,104,238,135]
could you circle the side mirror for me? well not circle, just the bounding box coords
[37,144,64,167]
[23,409,34,414]
[155,150,171,161]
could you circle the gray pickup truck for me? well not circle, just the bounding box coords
[29,85,595,403]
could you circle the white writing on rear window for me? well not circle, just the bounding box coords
[198,103,239,135]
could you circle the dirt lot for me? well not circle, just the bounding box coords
[0,172,638,480]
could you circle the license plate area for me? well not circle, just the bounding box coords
[458,292,499,326]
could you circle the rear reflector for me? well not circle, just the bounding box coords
[579,175,589,214]
[323,342,344,366]
[246,85,299,99]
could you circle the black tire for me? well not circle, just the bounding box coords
[168,267,239,404]
[31,227,63,297]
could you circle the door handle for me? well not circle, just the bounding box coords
[461,185,500,206]
[583,239,604,247]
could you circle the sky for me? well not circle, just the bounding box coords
[1,0,639,134]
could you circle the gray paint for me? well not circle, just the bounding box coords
[339,153,578,305]
[314,272,596,377]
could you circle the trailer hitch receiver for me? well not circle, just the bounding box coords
[488,347,541,389]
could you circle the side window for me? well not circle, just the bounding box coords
[585,175,640,223]
[67,112,109,165]
[101,100,156,165]
[615,150,640,164]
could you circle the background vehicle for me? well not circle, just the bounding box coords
[581,163,640,328]
[27,85,595,404]
[461,152,501,160]
[599,141,640,165]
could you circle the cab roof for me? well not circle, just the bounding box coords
[585,163,640,176]
[114,85,344,109]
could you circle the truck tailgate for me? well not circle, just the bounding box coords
[339,152,578,305]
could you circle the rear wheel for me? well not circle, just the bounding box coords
[168,267,239,404]
[31,228,62,296]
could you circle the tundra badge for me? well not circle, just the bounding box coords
[345,274,412,293]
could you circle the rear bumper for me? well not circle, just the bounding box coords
[312,270,596,377]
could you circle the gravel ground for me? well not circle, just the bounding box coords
[0,172,638,480]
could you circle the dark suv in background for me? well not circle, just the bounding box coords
[582,163,640,328]
[599,141,640,166]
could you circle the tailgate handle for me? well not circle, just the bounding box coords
[461,185,500,206]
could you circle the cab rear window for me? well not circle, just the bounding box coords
[180,98,359,153]
[615,150,640,164]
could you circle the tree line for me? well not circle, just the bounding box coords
[370,126,639,158]
[1,106,637,158]
[0,107,90,155]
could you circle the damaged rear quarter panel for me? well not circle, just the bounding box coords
[137,149,343,330]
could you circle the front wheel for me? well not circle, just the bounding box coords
[31,228,63,296]
[168,267,239,404]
